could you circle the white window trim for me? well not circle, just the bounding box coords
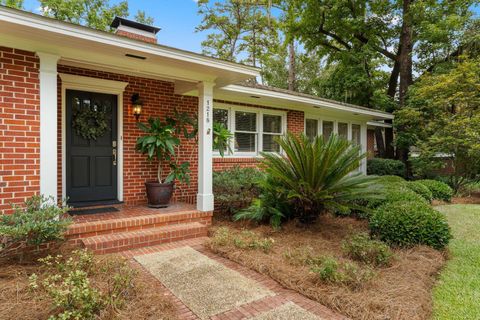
[304,114,367,174]
[213,103,287,157]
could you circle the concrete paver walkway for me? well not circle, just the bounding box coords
[122,238,347,320]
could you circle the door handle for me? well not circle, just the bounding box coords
[112,140,117,166]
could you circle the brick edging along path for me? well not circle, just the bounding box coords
[121,238,347,320]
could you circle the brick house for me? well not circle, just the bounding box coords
[0,7,393,251]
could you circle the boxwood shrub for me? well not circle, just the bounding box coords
[369,201,452,249]
[406,181,433,202]
[366,186,427,209]
[367,158,406,177]
[417,179,454,202]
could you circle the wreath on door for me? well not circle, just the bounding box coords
[72,107,110,140]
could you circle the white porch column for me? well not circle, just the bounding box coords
[37,52,60,201]
[197,81,215,211]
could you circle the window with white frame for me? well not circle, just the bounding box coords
[305,119,318,141]
[213,106,286,156]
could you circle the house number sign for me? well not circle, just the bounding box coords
[206,98,211,135]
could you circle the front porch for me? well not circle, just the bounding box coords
[66,203,212,254]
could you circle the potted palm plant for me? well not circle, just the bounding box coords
[136,111,233,208]
[136,116,192,208]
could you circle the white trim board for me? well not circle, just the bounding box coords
[221,85,394,120]
[0,6,259,77]
[59,73,128,202]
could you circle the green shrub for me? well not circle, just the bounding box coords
[366,186,427,209]
[367,158,406,177]
[0,196,71,256]
[369,201,452,249]
[30,249,138,320]
[417,179,454,202]
[213,167,263,215]
[342,233,393,267]
[406,181,433,202]
[234,175,292,229]
[309,256,375,288]
[377,175,407,185]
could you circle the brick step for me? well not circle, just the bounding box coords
[66,210,212,239]
[81,222,208,254]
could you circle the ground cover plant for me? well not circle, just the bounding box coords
[433,205,480,319]
[0,246,177,320]
[208,216,445,320]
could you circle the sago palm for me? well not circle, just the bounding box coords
[261,133,381,224]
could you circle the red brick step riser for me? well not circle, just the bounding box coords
[81,224,208,254]
[66,211,212,240]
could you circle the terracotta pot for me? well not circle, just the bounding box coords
[145,181,174,208]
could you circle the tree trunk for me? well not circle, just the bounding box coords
[397,0,414,176]
[288,40,296,91]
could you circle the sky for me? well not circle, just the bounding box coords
[20,0,480,56]
[21,0,208,53]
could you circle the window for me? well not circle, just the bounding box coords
[212,106,286,156]
[322,120,334,141]
[338,122,348,140]
[352,124,361,145]
[305,119,318,141]
[263,114,282,152]
[235,111,257,153]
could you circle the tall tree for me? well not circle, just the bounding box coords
[196,0,277,68]
[0,0,23,9]
[395,56,480,190]
[292,0,476,161]
[38,0,153,31]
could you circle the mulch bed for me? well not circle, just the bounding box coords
[208,215,446,320]
[0,244,177,320]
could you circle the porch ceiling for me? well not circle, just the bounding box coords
[0,6,259,90]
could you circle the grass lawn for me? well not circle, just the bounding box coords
[434,205,480,320]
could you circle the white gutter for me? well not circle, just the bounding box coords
[367,121,393,128]
[0,7,260,77]
[223,85,394,120]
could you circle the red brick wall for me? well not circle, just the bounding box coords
[57,65,198,205]
[0,47,40,213]
[0,44,309,210]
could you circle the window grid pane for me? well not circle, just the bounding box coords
[235,132,257,153]
[262,134,281,152]
[263,114,282,133]
[323,121,334,142]
[352,124,361,145]
[235,111,256,132]
[338,122,348,140]
[305,119,318,141]
[213,109,228,128]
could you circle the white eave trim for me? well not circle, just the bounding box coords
[367,121,393,128]
[0,7,260,77]
[223,85,394,120]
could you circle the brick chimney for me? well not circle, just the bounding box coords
[111,16,160,44]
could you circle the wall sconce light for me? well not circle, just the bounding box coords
[131,93,143,121]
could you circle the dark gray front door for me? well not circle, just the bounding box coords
[66,90,118,205]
